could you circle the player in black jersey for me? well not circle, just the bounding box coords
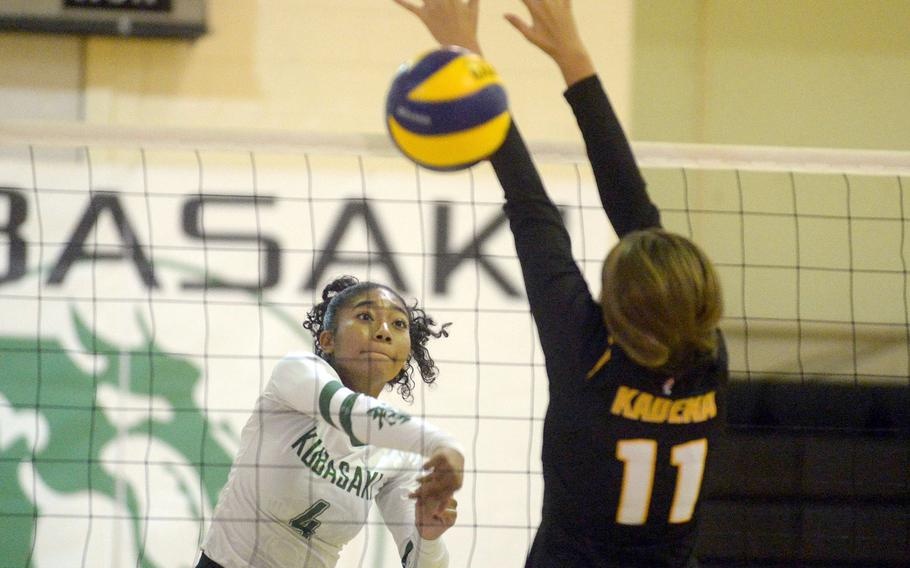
[394,1,728,566]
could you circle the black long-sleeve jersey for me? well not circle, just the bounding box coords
[490,76,728,567]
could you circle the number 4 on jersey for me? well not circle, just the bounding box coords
[290,500,331,539]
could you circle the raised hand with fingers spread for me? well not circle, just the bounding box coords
[503,0,594,86]
[393,0,482,54]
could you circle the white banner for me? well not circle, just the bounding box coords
[0,144,616,568]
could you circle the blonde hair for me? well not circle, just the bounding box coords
[600,229,723,375]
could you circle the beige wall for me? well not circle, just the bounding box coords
[632,0,910,150]
[1,0,909,151]
[0,33,83,121]
[80,0,633,144]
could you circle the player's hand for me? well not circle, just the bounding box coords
[409,447,464,515]
[392,0,482,55]
[504,0,594,85]
[415,497,458,540]
[504,0,581,57]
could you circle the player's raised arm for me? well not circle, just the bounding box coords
[504,0,594,87]
[392,0,482,54]
[392,0,603,375]
[506,0,658,235]
[389,4,726,568]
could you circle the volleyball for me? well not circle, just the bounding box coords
[386,46,510,171]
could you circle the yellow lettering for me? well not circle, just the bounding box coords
[613,389,718,425]
[702,392,717,420]
[468,61,496,80]
[643,397,672,423]
[630,392,653,421]
[611,386,639,417]
[668,399,687,424]
[683,395,705,424]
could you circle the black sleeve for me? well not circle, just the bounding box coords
[564,75,661,234]
[489,123,605,382]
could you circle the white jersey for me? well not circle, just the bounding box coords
[202,352,462,568]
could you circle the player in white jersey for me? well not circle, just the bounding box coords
[197,276,464,568]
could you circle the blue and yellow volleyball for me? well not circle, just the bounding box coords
[386,46,510,171]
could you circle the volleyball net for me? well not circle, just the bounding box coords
[1,124,908,567]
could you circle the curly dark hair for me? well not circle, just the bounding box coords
[302,275,450,403]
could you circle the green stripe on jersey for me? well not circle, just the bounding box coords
[319,381,345,427]
[401,540,415,566]
[339,393,365,446]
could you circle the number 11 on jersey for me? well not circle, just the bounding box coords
[615,438,707,525]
